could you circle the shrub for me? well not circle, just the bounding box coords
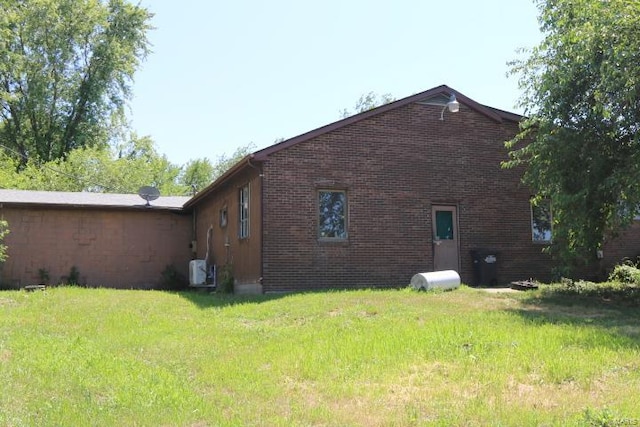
[38,268,50,284]
[545,278,640,306]
[608,263,640,284]
[62,266,81,285]
[161,264,187,291]
[217,264,234,294]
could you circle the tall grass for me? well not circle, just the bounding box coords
[0,286,638,426]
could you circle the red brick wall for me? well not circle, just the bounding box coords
[0,207,192,289]
[261,102,554,292]
[602,222,640,276]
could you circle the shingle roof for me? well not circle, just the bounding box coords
[0,189,189,210]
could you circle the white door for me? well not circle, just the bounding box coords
[432,205,459,271]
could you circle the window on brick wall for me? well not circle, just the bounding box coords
[531,199,552,242]
[220,205,228,228]
[318,190,347,239]
[239,184,250,239]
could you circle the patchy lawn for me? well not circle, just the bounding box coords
[0,286,638,426]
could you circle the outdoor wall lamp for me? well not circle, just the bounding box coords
[440,94,459,120]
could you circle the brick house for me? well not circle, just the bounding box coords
[0,190,191,288]
[3,85,638,292]
[186,85,559,293]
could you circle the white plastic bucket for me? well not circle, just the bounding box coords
[410,270,460,291]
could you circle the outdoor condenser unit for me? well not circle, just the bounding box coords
[189,259,207,286]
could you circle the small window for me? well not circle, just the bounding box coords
[435,210,454,240]
[318,190,347,239]
[531,200,552,242]
[219,206,228,228]
[239,184,250,239]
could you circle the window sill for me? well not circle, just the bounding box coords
[317,238,349,246]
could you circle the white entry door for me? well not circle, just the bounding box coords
[432,205,459,272]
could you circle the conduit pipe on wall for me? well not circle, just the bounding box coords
[205,225,213,267]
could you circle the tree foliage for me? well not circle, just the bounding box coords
[0,139,257,196]
[179,143,255,193]
[0,0,152,165]
[211,143,255,179]
[0,0,257,197]
[0,134,182,194]
[505,0,640,269]
[180,158,215,194]
[339,91,395,118]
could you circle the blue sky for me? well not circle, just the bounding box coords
[130,1,542,166]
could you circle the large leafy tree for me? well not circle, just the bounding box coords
[0,139,258,196]
[505,0,640,269]
[0,0,152,165]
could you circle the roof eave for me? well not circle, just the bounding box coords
[183,154,258,209]
[0,201,186,211]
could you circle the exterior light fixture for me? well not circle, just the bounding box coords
[440,94,460,120]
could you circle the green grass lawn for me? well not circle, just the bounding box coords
[0,285,638,426]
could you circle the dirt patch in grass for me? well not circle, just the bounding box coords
[502,376,584,411]
[0,297,18,307]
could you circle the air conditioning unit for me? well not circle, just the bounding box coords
[189,259,206,285]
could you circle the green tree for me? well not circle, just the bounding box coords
[180,158,215,194]
[0,138,258,196]
[505,0,640,270]
[210,142,256,180]
[0,0,152,166]
[339,92,395,118]
[178,143,256,194]
[1,134,183,195]
[114,134,183,194]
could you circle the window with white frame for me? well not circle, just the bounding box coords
[531,200,552,242]
[239,184,249,239]
[318,190,347,239]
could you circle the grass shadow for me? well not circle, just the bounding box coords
[505,287,640,348]
[175,285,412,309]
[175,288,286,309]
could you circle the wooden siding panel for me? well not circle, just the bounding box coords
[193,167,262,290]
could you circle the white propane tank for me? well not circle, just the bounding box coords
[410,270,461,291]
